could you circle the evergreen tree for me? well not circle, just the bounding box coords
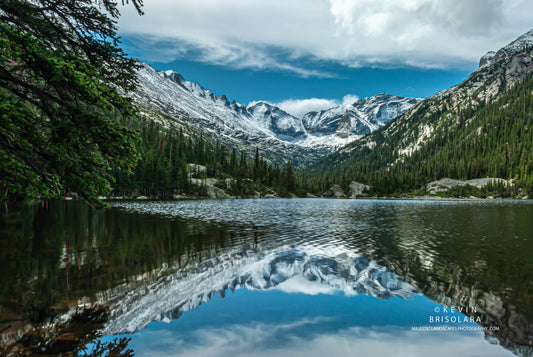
[0,0,143,204]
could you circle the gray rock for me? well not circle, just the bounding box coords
[426,177,509,195]
[206,185,233,199]
[479,51,496,68]
[136,195,149,200]
[322,184,345,198]
[464,178,508,189]
[224,178,233,190]
[190,178,218,186]
[264,193,279,198]
[426,178,467,194]
[187,163,207,173]
[348,181,370,198]
[305,193,318,198]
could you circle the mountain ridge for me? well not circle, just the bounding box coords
[130,62,419,166]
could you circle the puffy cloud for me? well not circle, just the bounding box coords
[266,94,361,118]
[118,0,533,73]
[132,322,509,357]
[274,98,339,118]
[341,94,359,106]
[249,94,362,118]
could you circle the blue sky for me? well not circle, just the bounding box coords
[96,289,511,357]
[120,36,472,102]
[117,0,533,117]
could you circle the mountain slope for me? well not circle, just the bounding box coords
[306,29,533,195]
[130,63,419,166]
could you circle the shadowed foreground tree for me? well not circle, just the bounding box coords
[0,0,143,204]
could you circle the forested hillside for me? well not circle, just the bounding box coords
[111,117,298,198]
[304,72,533,196]
[302,32,533,197]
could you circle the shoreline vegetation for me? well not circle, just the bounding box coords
[59,175,529,202]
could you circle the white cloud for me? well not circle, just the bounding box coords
[341,94,359,106]
[132,322,512,357]
[275,98,339,118]
[265,94,361,118]
[249,93,361,118]
[118,0,533,73]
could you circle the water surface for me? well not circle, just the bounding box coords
[1,199,532,356]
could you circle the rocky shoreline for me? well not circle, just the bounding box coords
[63,177,529,201]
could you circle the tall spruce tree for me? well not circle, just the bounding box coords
[0,0,143,204]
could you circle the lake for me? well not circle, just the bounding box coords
[1,198,532,356]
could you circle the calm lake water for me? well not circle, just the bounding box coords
[1,198,532,356]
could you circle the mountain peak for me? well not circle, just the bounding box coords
[479,51,496,68]
[161,69,185,84]
[302,94,421,139]
[480,28,533,67]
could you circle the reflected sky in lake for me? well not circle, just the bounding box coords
[106,289,512,357]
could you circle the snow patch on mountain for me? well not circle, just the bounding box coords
[301,93,421,144]
[247,101,307,141]
[397,124,434,158]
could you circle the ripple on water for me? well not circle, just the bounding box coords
[111,198,533,266]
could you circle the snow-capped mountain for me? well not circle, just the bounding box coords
[99,244,417,334]
[247,101,307,141]
[305,29,533,196]
[302,93,420,139]
[131,63,419,165]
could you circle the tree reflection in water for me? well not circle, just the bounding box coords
[1,199,532,356]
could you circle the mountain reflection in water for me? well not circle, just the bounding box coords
[100,245,417,334]
[1,199,532,356]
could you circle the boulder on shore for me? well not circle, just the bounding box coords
[426,177,509,195]
[206,185,233,199]
[348,181,370,198]
[264,193,279,198]
[322,184,345,198]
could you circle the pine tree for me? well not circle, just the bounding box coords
[0,0,144,204]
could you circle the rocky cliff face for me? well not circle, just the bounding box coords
[303,93,419,138]
[247,101,307,141]
[387,29,533,161]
